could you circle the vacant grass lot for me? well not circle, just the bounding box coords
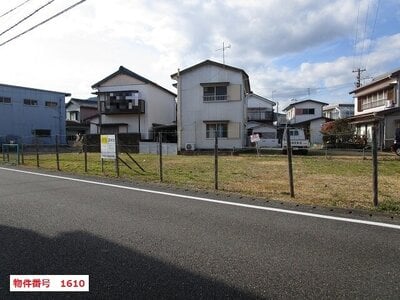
[15,151,400,213]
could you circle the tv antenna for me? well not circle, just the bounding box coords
[216,42,231,64]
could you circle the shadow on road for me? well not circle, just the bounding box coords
[0,225,257,299]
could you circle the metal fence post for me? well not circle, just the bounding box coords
[372,123,378,206]
[159,132,163,182]
[325,143,328,159]
[214,132,218,190]
[56,135,60,171]
[84,135,88,172]
[21,143,24,165]
[115,134,120,177]
[286,128,295,198]
[35,136,40,168]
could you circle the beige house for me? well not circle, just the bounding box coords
[348,67,400,149]
[90,66,176,140]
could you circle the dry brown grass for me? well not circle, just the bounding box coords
[14,151,400,212]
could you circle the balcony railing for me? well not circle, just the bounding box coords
[247,111,274,122]
[203,95,228,102]
[102,99,145,115]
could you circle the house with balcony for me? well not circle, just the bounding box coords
[171,60,251,151]
[66,97,98,142]
[348,67,400,149]
[246,92,277,144]
[283,99,330,145]
[90,66,176,141]
[0,83,69,145]
[247,92,275,124]
[323,103,354,120]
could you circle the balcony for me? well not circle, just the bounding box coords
[101,99,145,115]
[247,109,274,122]
[203,95,228,102]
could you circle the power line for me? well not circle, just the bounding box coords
[359,0,371,68]
[0,0,87,47]
[364,0,381,71]
[254,82,353,94]
[0,0,56,39]
[352,0,361,70]
[0,0,33,19]
[259,82,356,101]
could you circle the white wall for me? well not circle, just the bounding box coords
[309,119,325,145]
[146,85,176,139]
[247,95,274,110]
[287,101,324,124]
[139,142,177,155]
[178,64,246,150]
[97,74,144,87]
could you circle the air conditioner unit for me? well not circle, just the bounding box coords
[385,100,394,108]
[185,143,195,151]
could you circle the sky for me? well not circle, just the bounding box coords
[0,0,399,111]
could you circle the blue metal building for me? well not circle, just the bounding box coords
[0,83,70,145]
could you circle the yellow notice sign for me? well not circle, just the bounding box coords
[100,134,116,160]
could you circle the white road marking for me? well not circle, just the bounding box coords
[1,166,399,230]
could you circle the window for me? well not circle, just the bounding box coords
[0,96,11,104]
[45,101,58,108]
[32,129,51,137]
[248,108,273,121]
[296,108,315,115]
[24,99,38,106]
[304,108,315,114]
[342,109,353,118]
[360,89,387,110]
[259,132,276,139]
[206,123,228,138]
[68,111,79,121]
[203,86,227,101]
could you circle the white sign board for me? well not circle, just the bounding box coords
[250,134,261,143]
[100,135,116,160]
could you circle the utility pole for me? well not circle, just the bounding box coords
[216,42,231,64]
[353,68,366,88]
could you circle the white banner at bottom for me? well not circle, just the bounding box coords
[10,275,89,292]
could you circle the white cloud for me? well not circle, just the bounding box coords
[0,0,398,105]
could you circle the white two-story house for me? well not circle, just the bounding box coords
[246,93,276,144]
[323,103,354,120]
[91,66,176,140]
[171,60,251,151]
[348,67,400,149]
[283,99,330,145]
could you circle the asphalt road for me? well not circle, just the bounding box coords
[0,166,399,299]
